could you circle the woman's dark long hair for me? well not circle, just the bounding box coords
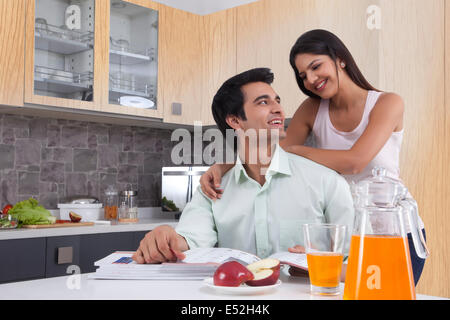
[289,29,379,99]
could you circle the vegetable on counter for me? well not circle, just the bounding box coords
[2,204,12,215]
[69,211,82,222]
[0,215,17,229]
[161,196,179,212]
[8,198,56,227]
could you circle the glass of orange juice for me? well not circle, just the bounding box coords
[302,223,347,296]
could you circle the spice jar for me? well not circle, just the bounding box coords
[118,189,138,223]
[104,185,118,220]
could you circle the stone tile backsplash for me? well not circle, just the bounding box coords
[0,114,179,209]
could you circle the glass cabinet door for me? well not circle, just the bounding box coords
[34,0,94,101]
[109,0,158,110]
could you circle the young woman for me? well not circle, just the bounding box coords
[199,29,428,285]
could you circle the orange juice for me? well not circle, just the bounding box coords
[307,252,344,287]
[343,235,415,300]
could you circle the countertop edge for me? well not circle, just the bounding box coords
[0,219,178,240]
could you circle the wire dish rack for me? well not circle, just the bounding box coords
[35,20,93,43]
[34,65,93,94]
[109,73,154,98]
[35,20,94,56]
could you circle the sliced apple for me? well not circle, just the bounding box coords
[245,258,280,286]
[69,211,82,223]
[213,261,254,287]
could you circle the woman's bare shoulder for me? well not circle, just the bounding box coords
[298,96,321,111]
[292,97,321,125]
[376,92,405,110]
[370,92,405,131]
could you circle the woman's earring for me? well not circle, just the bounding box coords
[340,62,346,68]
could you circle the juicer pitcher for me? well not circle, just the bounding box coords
[344,167,429,300]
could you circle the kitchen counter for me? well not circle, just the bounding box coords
[0,268,445,301]
[0,218,178,240]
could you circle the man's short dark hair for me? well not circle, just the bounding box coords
[211,68,274,136]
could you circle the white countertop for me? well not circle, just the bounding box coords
[0,268,445,300]
[0,218,178,240]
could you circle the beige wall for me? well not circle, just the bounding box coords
[378,0,448,298]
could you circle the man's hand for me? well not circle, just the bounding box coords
[132,225,189,264]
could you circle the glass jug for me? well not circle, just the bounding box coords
[343,167,429,300]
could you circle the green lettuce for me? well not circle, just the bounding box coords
[8,198,56,227]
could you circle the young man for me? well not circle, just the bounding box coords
[132,68,354,264]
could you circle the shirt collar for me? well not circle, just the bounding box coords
[234,144,292,184]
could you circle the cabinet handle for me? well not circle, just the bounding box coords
[172,102,182,115]
[57,246,73,264]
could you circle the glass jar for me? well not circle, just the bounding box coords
[118,190,138,223]
[104,185,118,220]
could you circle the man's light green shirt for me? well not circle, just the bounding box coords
[175,145,354,258]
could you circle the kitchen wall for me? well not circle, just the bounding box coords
[0,113,185,209]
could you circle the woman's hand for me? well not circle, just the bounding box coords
[200,164,224,200]
[288,245,306,254]
[283,144,301,154]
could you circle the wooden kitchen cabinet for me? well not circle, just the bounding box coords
[158,7,206,126]
[23,0,163,119]
[98,0,163,119]
[0,0,26,107]
[3,0,237,126]
[159,6,236,126]
[201,10,237,126]
[25,0,100,111]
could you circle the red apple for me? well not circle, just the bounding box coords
[213,261,254,287]
[245,258,280,286]
[69,211,82,223]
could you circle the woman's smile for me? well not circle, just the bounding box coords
[314,79,328,91]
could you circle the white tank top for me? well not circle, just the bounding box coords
[312,90,403,183]
[311,90,424,231]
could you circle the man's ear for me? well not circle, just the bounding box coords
[225,115,242,130]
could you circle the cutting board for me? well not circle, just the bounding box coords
[22,220,94,229]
